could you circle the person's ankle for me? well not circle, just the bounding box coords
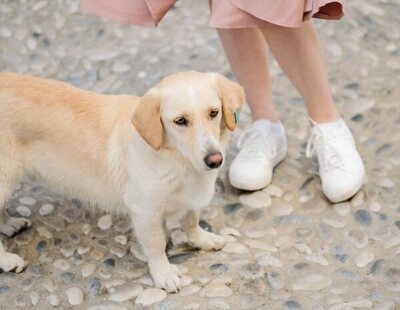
[308,113,341,126]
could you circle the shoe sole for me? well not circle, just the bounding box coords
[229,151,287,191]
[326,173,366,203]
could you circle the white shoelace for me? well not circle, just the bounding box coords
[306,129,346,172]
[236,127,277,161]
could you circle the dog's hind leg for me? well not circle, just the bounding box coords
[0,143,30,272]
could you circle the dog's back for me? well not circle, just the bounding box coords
[0,73,138,210]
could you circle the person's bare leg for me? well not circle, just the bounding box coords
[217,28,279,122]
[259,20,340,123]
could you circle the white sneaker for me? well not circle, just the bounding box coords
[306,118,365,203]
[229,120,287,191]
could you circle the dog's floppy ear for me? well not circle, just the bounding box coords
[131,91,163,150]
[213,73,245,131]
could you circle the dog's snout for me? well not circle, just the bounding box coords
[204,152,223,169]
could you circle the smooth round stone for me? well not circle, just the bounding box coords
[39,203,55,216]
[66,287,84,305]
[37,226,53,239]
[305,253,329,266]
[284,300,303,310]
[54,259,70,271]
[369,201,381,212]
[245,239,277,252]
[19,196,36,206]
[264,184,283,197]
[240,295,266,309]
[239,263,263,280]
[383,234,400,249]
[331,245,349,263]
[373,226,391,241]
[333,202,350,216]
[223,203,243,215]
[30,292,40,306]
[60,207,79,223]
[60,272,75,284]
[115,220,131,233]
[222,242,249,254]
[208,299,230,310]
[239,191,272,209]
[61,246,75,257]
[108,285,143,302]
[14,295,26,307]
[209,263,229,274]
[292,274,332,291]
[355,251,375,267]
[135,288,167,306]
[199,283,232,297]
[323,216,346,228]
[82,224,92,235]
[98,215,112,230]
[266,272,284,290]
[354,209,372,226]
[78,245,91,255]
[180,284,201,297]
[239,279,265,295]
[257,254,282,267]
[111,62,131,73]
[86,278,103,296]
[110,246,126,258]
[114,235,128,245]
[378,178,395,188]
[16,205,31,217]
[270,203,293,216]
[21,276,34,291]
[347,229,369,248]
[104,258,116,268]
[47,294,59,306]
[368,259,385,275]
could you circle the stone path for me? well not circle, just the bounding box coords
[1,0,400,309]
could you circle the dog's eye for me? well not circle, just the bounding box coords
[210,110,219,119]
[174,117,188,126]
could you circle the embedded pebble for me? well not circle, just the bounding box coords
[16,205,31,217]
[81,263,96,278]
[199,283,232,297]
[354,251,375,267]
[66,287,84,305]
[266,272,284,289]
[292,274,332,290]
[222,242,249,254]
[98,215,112,230]
[239,191,272,209]
[19,196,36,206]
[39,203,55,215]
[47,294,59,306]
[135,288,167,306]
[54,259,70,271]
[108,285,143,302]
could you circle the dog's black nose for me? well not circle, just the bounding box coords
[204,152,223,169]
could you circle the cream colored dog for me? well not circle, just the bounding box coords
[0,71,244,292]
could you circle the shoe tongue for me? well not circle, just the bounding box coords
[251,119,272,132]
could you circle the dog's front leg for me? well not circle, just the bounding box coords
[182,210,227,251]
[131,211,182,293]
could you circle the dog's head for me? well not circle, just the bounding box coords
[131,71,244,171]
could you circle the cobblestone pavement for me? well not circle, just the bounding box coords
[1,0,400,309]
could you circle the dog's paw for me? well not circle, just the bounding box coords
[0,252,27,273]
[0,217,31,237]
[151,263,182,293]
[188,229,227,251]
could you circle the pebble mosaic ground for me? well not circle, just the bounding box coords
[1,0,400,309]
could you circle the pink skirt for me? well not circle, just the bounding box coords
[80,0,344,28]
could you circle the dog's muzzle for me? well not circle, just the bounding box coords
[204,152,223,169]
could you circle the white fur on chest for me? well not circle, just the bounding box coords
[123,140,218,215]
